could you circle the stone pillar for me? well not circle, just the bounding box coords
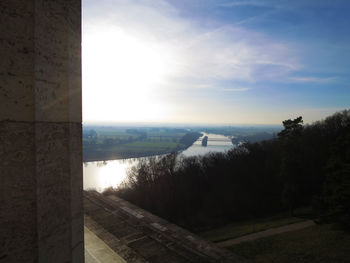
[0,1,83,262]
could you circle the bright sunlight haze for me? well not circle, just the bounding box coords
[82,0,350,125]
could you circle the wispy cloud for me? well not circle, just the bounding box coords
[219,0,286,8]
[84,0,300,85]
[223,87,251,92]
[220,1,271,8]
[84,0,344,124]
[219,0,312,9]
[289,76,337,83]
[220,0,339,8]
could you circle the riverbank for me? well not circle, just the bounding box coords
[83,132,235,192]
[83,146,183,162]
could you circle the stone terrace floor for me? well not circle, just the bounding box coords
[84,191,248,263]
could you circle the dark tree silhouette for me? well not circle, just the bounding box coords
[107,110,350,232]
[278,116,304,215]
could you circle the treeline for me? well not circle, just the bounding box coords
[232,131,275,144]
[109,110,350,232]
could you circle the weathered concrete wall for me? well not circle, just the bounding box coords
[0,1,83,262]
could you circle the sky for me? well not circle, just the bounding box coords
[82,0,350,125]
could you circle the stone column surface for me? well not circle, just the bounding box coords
[0,1,84,262]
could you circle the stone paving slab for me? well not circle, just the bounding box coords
[84,191,248,263]
[85,215,148,263]
[85,226,126,263]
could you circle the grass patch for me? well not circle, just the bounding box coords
[199,212,307,242]
[229,224,350,263]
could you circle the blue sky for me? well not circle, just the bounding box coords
[82,0,350,124]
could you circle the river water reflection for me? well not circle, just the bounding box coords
[83,133,234,192]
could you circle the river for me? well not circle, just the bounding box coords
[83,133,234,192]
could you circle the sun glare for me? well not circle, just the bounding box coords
[83,26,172,123]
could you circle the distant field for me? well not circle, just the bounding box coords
[83,126,200,161]
[122,141,179,148]
[229,224,350,263]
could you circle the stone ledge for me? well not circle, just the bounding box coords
[84,191,249,263]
